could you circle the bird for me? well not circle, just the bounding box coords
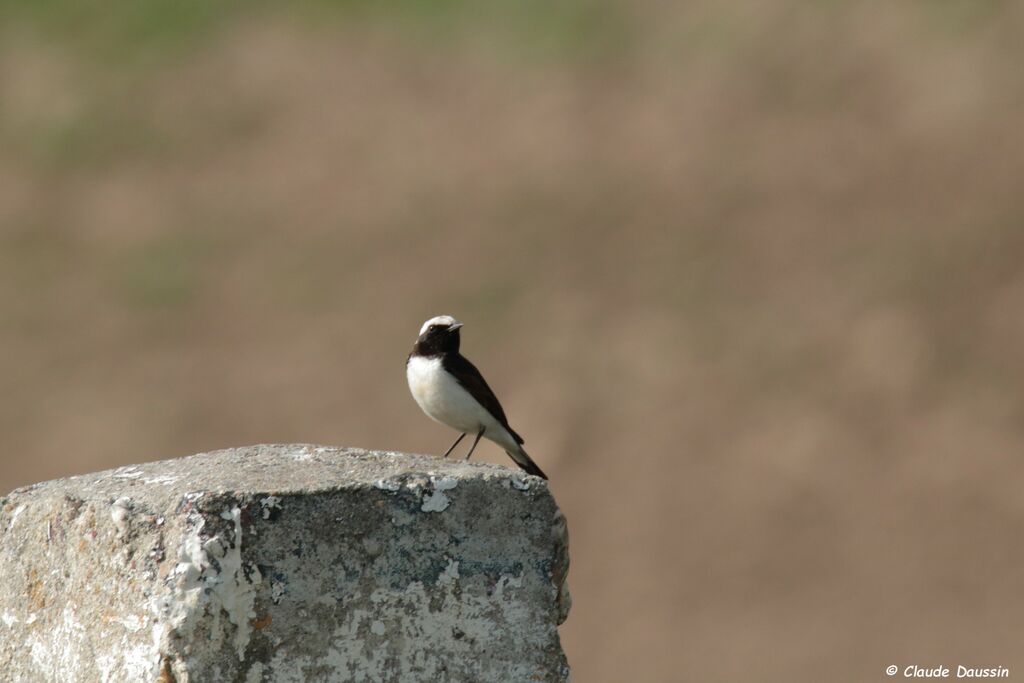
[406,315,547,479]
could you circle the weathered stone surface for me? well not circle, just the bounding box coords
[0,445,570,682]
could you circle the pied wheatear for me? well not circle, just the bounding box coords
[406,315,547,479]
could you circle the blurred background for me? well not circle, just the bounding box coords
[3,1,1024,680]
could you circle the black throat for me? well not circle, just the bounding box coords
[411,328,461,358]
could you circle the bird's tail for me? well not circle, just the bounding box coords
[506,446,548,480]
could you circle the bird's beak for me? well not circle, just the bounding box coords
[448,322,463,332]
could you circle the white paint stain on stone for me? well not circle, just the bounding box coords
[151,507,262,666]
[151,515,207,655]
[420,476,458,512]
[215,507,261,660]
[260,495,281,519]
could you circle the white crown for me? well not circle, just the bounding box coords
[419,315,460,336]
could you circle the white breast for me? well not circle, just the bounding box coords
[406,355,517,450]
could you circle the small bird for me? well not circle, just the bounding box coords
[406,315,547,479]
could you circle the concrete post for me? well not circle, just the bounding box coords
[0,445,570,682]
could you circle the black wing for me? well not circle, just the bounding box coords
[442,353,524,445]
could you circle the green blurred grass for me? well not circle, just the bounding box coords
[1,0,634,65]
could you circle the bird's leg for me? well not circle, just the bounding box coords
[464,427,486,461]
[441,433,466,459]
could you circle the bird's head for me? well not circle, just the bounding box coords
[415,315,463,355]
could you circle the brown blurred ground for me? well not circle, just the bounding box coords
[3,3,1024,681]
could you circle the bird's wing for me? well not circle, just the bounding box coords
[443,353,525,445]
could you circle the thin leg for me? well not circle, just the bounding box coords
[464,427,486,461]
[441,433,466,459]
